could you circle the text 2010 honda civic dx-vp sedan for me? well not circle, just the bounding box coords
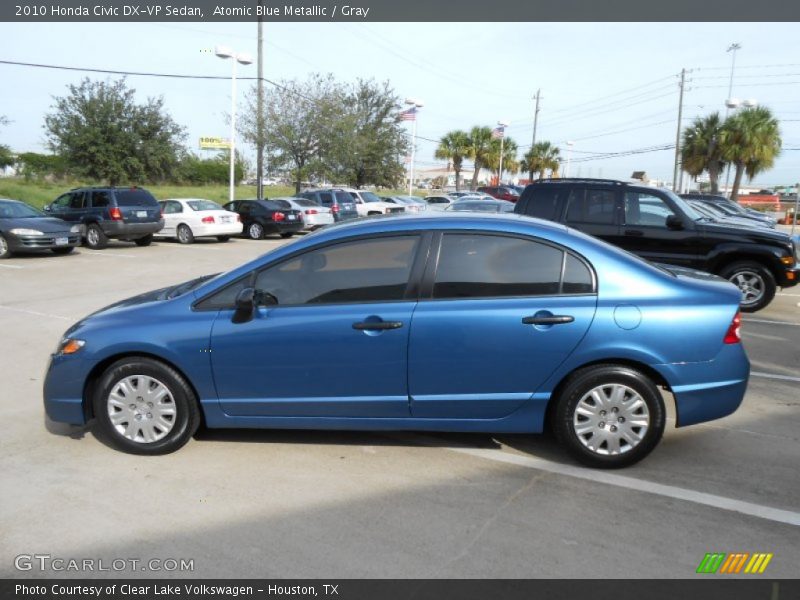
[44,213,749,468]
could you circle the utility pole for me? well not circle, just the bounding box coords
[531,89,541,149]
[672,68,686,193]
[256,3,265,200]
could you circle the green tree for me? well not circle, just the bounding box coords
[44,78,186,185]
[466,126,493,190]
[434,130,472,191]
[485,137,519,183]
[0,115,13,170]
[16,152,68,180]
[720,107,782,201]
[521,141,561,181]
[681,113,726,194]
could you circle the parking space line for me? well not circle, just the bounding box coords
[404,435,800,527]
[0,304,73,321]
[0,264,24,269]
[78,252,137,259]
[777,293,800,297]
[751,371,800,383]
[743,318,800,327]
[741,331,787,342]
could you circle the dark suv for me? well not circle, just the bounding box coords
[514,178,799,311]
[477,186,521,202]
[298,189,359,222]
[45,186,164,249]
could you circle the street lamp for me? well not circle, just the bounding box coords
[564,141,574,178]
[215,45,253,204]
[497,120,510,184]
[722,43,741,198]
[405,98,423,195]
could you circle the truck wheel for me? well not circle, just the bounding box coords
[719,261,776,312]
[84,224,108,249]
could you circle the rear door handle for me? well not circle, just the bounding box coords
[352,321,404,331]
[522,315,575,325]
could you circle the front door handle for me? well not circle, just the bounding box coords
[625,229,644,237]
[522,315,574,325]
[352,321,404,331]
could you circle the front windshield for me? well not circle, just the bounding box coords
[187,200,223,211]
[662,189,702,221]
[360,191,383,203]
[0,200,43,218]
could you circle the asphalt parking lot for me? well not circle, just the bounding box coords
[1,235,798,578]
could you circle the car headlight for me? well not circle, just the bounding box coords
[10,228,44,235]
[70,225,81,233]
[54,338,85,356]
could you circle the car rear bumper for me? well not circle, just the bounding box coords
[101,220,164,239]
[653,343,750,427]
[304,214,335,228]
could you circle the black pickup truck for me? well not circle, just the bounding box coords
[514,178,799,311]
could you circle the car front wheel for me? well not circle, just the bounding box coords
[553,364,666,468]
[719,261,776,312]
[92,357,200,455]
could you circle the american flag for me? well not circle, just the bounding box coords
[400,107,417,121]
[491,126,505,139]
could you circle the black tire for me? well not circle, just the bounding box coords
[176,224,194,245]
[51,247,75,255]
[134,234,154,247]
[217,235,230,242]
[248,222,264,240]
[92,357,200,455]
[0,233,12,258]
[552,364,666,469]
[719,260,776,313]
[84,223,108,250]
[279,232,294,239]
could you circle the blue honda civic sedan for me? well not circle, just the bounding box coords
[44,213,749,467]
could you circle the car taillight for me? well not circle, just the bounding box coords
[331,205,340,213]
[724,311,741,344]
[272,212,285,222]
[305,209,318,215]
[201,216,215,224]
[109,207,123,221]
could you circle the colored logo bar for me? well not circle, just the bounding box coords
[696,553,773,574]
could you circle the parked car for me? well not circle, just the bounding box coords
[391,196,428,213]
[222,199,304,240]
[44,212,750,467]
[44,187,164,249]
[342,188,404,217]
[425,195,455,210]
[514,179,799,311]
[155,199,242,244]
[297,189,359,222]
[270,197,334,230]
[478,186,521,202]
[680,193,776,228]
[446,191,474,199]
[445,199,515,213]
[0,198,81,258]
[684,200,770,230]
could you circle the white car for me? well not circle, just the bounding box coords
[156,198,243,244]
[270,197,334,230]
[342,188,405,217]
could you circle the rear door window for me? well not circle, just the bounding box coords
[90,191,111,208]
[565,189,617,225]
[524,187,563,221]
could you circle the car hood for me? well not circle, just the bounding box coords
[1,216,72,232]
[699,221,791,244]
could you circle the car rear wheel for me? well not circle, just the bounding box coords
[84,224,108,249]
[248,222,264,240]
[134,234,154,247]
[176,224,194,245]
[93,357,200,455]
[719,261,776,312]
[279,232,294,239]
[0,234,12,258]
[217,235,230,242]
[553,364,665,468]
[51,247,75,255]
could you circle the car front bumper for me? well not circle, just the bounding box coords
[7,232,80,251]
[778,266,799,288]
[43,354,98,425]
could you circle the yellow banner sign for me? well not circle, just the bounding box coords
[199,137,231,149]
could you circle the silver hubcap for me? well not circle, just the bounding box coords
[87,228,99,245]
[730,271,764,306]
[249,224,263,239]
[107,375,177,444]
[573,384,650,456]
[178,226,190,242]
[0,235,7,255]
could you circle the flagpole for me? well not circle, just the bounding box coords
[496,120,510,186]
[409,116,416,196]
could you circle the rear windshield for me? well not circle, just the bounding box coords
[187,200,223,211]
[115,190,159,207]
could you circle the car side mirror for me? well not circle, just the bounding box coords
[666,215,684,230]
[232,288,256,324]
[43,204,51,212]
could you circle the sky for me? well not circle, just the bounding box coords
[1,21,799,188]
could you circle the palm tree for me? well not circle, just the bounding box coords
[466,126,493,190]
[485,137,519,183]
[521,141,561,181]
[720,107,782,201]
[434,130,472,191]
[681,113,726,194]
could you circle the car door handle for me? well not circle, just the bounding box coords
[352,321,404,331]
[625,229,644,237]
[522,315,575,325]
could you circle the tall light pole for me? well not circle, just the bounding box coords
[215,45,253,204]
[722,43,741,198]
[564,141,574,178]
[497,120,509,184]
[405,98,423,195]
[531,89,541,149]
